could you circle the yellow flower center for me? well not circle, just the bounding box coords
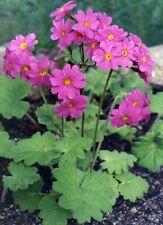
[122,116,129,121]
[64,78,72,86]
[108,34,115,40]
[132,100,138,107]
[20,42,27,50]
[68,102,74,109]
[105,53,112,61]
[142,56,147,63]
[9,63,12,68]
[39,69,47,77]
[22,65,30,72]
[122,49,128,57]
[61,30,66,36]
[84,21,90,27]
[91,42,96,49]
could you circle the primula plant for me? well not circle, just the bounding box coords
[1,1,162,225]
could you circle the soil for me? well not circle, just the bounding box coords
[0,95,163,225]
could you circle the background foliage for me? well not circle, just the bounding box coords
[0,0,163,48]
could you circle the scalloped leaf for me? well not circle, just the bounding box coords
[36,104,60,132]
[85,68,108,96]
[13,179,43,212]
[55,136,92,164]
[100,150,137,174]
[107,125,136,140]
[3,162,40,191]
[150,92,163,115]
[10,132,60,166]
[39,196,69,225]
[0,131,15,158]
[0,76,30,119]
[116,172,149,202]
[132,132,163,172]
[53,162,115,223]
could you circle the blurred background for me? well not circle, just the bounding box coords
[0,0,163,49]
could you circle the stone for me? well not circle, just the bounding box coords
[149,45,163,86]
[0,46,6,75]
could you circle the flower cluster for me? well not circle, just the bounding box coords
[50,1,154,86]
[3,33,55,85]
[110,89,150,127]
[50,64,87,118]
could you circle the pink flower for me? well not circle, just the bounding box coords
[50,1,76,20]
[110,101,142,127]
[92,42,120,71]
[129,34,143,48]
[17,51,38,79]
[97,25,127,42]
[96,12,112,29]
[71,31,87,46]
[56,95,87,118]
[134,45,154,75]
[73,9,99,38]
[51,19,74,48]
[28,57,55,85]
[50,64,85,100]
[85,38,99,60]
[8,33,38,54]
[117,38,135,68]
[3,49,20,78]
[138,71,152,87]
[110,89,150,127]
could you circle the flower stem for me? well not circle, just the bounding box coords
[81,112,85,137]
[61,116,64,137]
[26,112,38,127]
[92,69,113,160]
[91,94,121,170]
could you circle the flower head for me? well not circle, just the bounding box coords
[117,38,135,68]
[56,95,87,118]
[96,12,112,29]
[92,42,120,71]
[51,19,74,48]
[3,49,20,78]
[28,57,55,85]
[50,64,85,100]
[8,33,38,54]
[50,1,76,20]
[73,9,99,38]
[110,89,150,127]
[97,25,127,42]
[85,38,99,60]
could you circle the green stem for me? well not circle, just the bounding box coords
[92,69,113,159]
[39,85,61,135]
[81,112,85,137]
[26,112,38,127]
[91,94,121,170]
[61,116,64,137]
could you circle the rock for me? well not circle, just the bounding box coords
[0,46,6,75]
[130,207,138,214]
[149,45,163,86]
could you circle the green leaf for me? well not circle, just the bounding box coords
[132,132,163,172]
[108,174,119,202]
[3,162,40,191]
[151,119,163,133]
[150,92,163,115]
[55,136,92,164]
[107,125,137,140]
[0,131,15,158]
[13,179,43,212]
[116,172,149,202]
[36,104,60,132]
[39,196,69,225]
[0,76,30,119]
[10,132,60,166]
[53,162,114,223]
[85,69,108,96]
[100,150,137,174]
[0,122,4,131]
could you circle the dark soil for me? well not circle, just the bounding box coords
[0,96,163,225]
